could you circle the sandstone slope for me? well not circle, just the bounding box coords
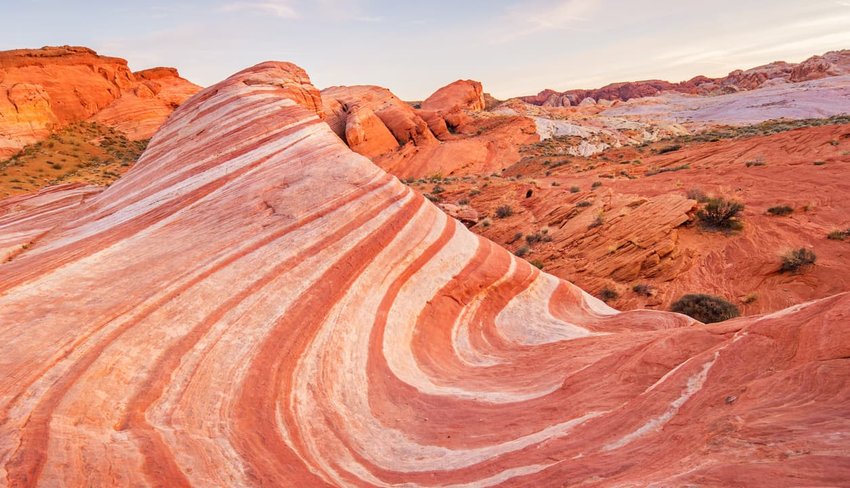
[1,61,849,487]
[0,46,201,157]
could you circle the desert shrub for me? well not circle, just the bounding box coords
[745,158,766,167]
[458,198,469,206]
[480,218,491,227]
[525,229,552,245]
[686,188,709,203]
[515,245,530,257]
[780,248,816,272]
[592,181,602,188]
[495,205,514,218]
[570,186,581,193]
[670,294,740,324]
[632,284,653,296]
[741,293,758,304]
[432,185,444,194]
[508,232,524,244]
[697,197,744,230]
[657,144,682,154]
[827,229,849,240]
[551,181,560,187]
[646,164,690,176]
[767,205,793,216]
[576,200,592,208]
[813,161,826,166]
[529,260,545,269]
[588,214,604,229]
[469,189,481,196]
[599,287,619,302]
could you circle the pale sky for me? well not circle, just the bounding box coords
[3,0,850,99]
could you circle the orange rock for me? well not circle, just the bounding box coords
[343,105,399,158]
[421,79,485,112]
[0,45,201,156]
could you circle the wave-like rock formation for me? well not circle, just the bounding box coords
[1,61,849,487]
[0,46,200,157]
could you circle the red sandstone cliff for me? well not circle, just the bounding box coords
[0,46,201,157]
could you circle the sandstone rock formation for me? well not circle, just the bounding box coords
[421,79,485,112]
[322,83,538,178]
[0,46,200,157]
[1,60,849,487]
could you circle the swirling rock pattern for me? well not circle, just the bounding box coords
[1,61,849,487]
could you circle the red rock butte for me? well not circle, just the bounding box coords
[1,61,849,487]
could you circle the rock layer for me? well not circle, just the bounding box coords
[0,46,200,157]
[1,61,849,487]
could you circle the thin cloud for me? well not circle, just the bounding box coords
[219,1,298,18]
[494,0,600,43]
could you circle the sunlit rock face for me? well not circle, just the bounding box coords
[1,61,849,488]
[0,45,201,157]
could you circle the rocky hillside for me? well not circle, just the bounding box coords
[522,49,850,106]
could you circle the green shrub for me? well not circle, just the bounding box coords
[697,197,744,230]
[670,294,740,324]
[780,248,816,273]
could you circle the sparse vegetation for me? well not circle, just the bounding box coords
[570,185,580,193]
[686,188,709,203]
[657,144,682,154]
[814,160,826,166]
[780,248,817,273]
[827,229,850,241]
[529,260,545,269]
[646,164,690,176]
[670,294,740,324]
[632,284,653,296]
[431,185,444,194]
[495,205,514,218]
[576,200,592,208]
[515,245,530,257]
[591,181,602,188]
[588,214,604,229]
[599,287,619,302]
[745,158,766,167]
[766,205,793,216]
[697,197,744,231]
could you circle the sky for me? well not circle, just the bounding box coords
[3,0,850,100]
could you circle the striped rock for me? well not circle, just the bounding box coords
[1,61,849,487]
